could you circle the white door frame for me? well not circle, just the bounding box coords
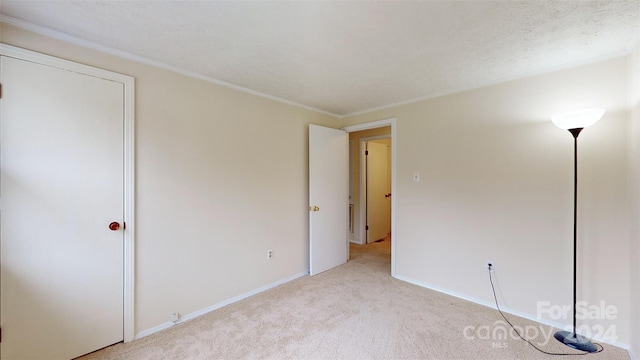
[0,43,136,342]
[343,118,396,277]
[360,135,391,245]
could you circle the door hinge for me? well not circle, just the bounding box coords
[365,150,368,156]
[0,83,3,99]
[366,225,369,230]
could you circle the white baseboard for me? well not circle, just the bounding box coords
[393,274,632,354]
[135,271,308,340]
[629,347,637,360]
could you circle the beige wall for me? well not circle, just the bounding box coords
[348,127,391,244]
[628,40,640,359]
[0,23,339,334]
[341,57,632,347]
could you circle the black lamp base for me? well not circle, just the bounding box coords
[554,330,598,353]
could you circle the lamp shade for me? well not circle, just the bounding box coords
[551,108,605,130]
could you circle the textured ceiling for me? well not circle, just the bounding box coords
[1,1,639,117]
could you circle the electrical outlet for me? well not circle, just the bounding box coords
[170,312,180,322]
[487,262,493,271]
[267,249,273,260]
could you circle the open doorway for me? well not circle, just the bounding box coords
[343,119,395,275]
[352,134,392,245]
[346,127,391,245]
[364,137,391,244]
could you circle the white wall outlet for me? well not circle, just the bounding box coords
[412,172,420,182]
[170,312,180,322]
[267,249,273,260]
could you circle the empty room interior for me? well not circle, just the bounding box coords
[1,1,640,359]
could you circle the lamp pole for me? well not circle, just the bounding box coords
[551,108,604,354]
[569,127,582,337]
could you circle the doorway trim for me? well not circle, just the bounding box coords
[342,118,396,276]
[0,43,136,342]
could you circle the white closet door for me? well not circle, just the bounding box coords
[1,55,124,359]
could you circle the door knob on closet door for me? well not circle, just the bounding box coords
[309,206,320,212]
[108,222,120,231]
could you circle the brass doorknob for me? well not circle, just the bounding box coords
[309,206,320,212]
[109,222,120,231]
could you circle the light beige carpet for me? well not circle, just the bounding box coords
[81,239,630,359]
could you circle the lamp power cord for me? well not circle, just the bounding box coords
[488,267,603,356]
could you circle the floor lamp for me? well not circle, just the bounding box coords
[551,108,604,353]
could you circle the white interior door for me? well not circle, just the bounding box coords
[366,141,390,243]
[309,125,348,276]
[384,144,392,233]
[1,56,124,359]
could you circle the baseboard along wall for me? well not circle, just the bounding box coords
[134,271,309,340]
[392,274,633,355]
